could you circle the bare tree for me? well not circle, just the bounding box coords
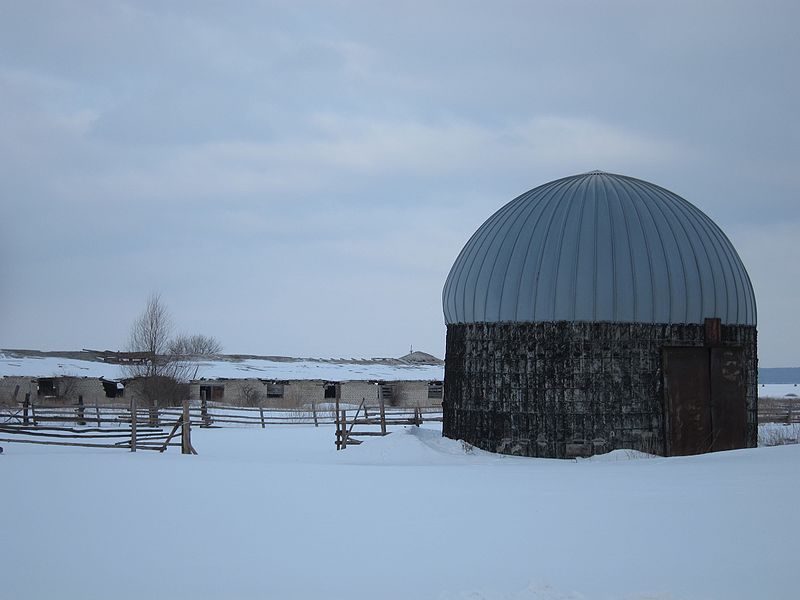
[127,293,172,365]
[123,294,191,408]
[123,293,224,408]
[168,333,222,357]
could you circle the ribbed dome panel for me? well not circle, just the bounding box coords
[442,172,756,326]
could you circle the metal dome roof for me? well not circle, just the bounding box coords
[443,171,756,326]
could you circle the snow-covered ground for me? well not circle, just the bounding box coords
[758,383,800,397]
[0,353,122,379]
[1,424,797,600]
[0,353,444,381]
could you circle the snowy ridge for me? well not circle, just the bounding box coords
[0,355,122,379]
[0,351,444,381]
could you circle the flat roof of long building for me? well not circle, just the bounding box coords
[0,349,444,382]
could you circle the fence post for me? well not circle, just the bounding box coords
[130,396,137,452]
[95,400,101,427]
[30,395,38,426]
[335,397,341,450]
[312,400,318,427]
[181,397,194,455]
[379,395,386,436]
[77,395,86,426]
[259,404,265,429]
[340,409,347,449]
[22,393,30,426]
[201,389,210,428]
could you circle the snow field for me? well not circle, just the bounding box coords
[0,353,444,381]
[1,424,797,600]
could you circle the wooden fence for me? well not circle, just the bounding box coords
[0,398,196,454]
[0,398,443,454]
[759,396,799,424]
[6,395,790,452]
[334,397,442,450]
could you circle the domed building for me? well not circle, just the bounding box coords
[442,171,757,458]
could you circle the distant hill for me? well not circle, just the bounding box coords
[759,367,800,384]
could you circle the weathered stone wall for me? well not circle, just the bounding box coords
[0,377,36,406]
[0,376,116,407]
[184,379,442,409]
[443,321,757,458]
[393,381,442,408]
[66,378,118,405]
[339,381,442,408]
[0,375,445,409]
[339,381,380,406]
[188,379,325,408]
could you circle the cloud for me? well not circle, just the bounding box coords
[300,113,685,172]
[36,113,685,208]
[1,0,798,361]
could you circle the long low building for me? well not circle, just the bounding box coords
[0,349,444,409]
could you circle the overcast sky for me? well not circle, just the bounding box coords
[1,0,798,365]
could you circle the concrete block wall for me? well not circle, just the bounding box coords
[68,378,118,405]
[338,381,443,408]
[392,381,442,408]
[0,376,116,407]
[1,375,446,410]
[190,379,326,408]
[0,376,36,406]
[339,381,380,406]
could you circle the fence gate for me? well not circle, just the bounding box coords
[662,346,746,456]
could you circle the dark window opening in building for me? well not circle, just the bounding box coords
[267,383,285,398]
[200,384,225,401]
[428,381,443,399]
[379,383,393,401]
[101,379,124,399]
[324,383,338,399]
[37,378,56,397]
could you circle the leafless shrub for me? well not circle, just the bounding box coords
[758,423,800,447]
[55,376,80,404]
[621,449,658,460]
[638,433,663,457]
[168,333,222,358]
[239,383,265,407]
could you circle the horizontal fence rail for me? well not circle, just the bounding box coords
[758,397,799,424]
[0,399,200,454]
[0,403,442,428]
[0,400,443,454]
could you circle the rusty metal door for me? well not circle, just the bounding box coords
[662,347,712,456]
[710,347,747,451]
